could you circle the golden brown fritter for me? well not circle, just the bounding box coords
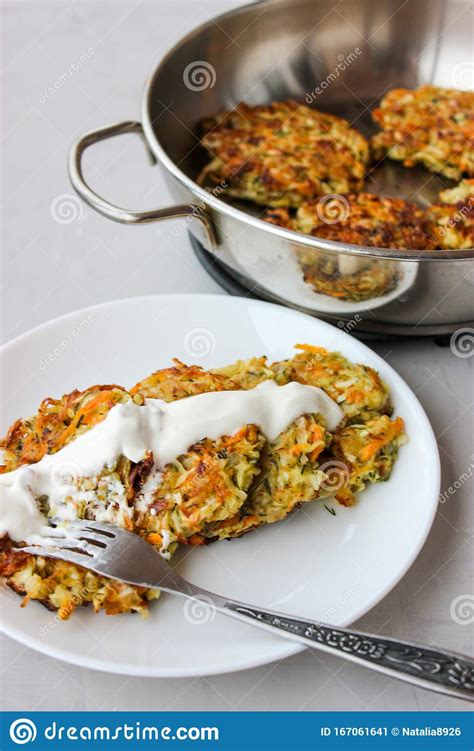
[0,347,404,620]
[211,357,275,390]
[265,193,436,300]
[132,357,274,401]
[130,360,229,401]
[271,345,404,506]
[198,100,370,207]
[298,249,399,301]
[0,384,131,473]
[0,385,268,616]
[328,415,406,506]
[428,178,474,250]
[202,413,331,540]
[303,251,399,301]
[371,85,474,180]
[271,344,392,420]
[0,539,158,619]
[135,426,266,549]
[266,193,437,250]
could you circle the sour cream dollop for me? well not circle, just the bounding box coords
[0,381,343,544]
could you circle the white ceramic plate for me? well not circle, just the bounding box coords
[0,295,439,677]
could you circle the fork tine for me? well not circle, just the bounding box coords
[17,545,96,568]
[66,519,117,537]
[60,526,109,546]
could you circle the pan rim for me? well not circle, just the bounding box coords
[141,0,474,262]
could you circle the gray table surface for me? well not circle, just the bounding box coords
[1,0,473,712]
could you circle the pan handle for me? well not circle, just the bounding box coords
[68,120,217,247]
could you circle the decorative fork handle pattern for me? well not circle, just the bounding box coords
[223,602,474,701]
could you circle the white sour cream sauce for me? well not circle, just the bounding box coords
[0,381,343,545]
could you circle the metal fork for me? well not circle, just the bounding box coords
[21,521,473,702]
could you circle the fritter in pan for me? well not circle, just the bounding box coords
[428,178,474,250]
[371,85,474,181]
[198,101,370,207]
[298,249,399,302]
[291,194,436,250]
[265,193,436,300]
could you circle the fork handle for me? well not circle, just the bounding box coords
[201,596,474,702]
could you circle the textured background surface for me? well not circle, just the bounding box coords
[1,0,473,711]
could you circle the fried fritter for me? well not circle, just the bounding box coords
[266,193,436,299]
[266,193,436,249]
[428,178,474,250]
[211,356,275,390]
[198,101,370,207]
[132,357,274,401]
[270,345,403,507]
[0,539,158,618]
[130,360,230,401]
[132,359,332,543]
[0,391,267,616]
[200,413,331,540]
[0,346,404,620]
[294,194,436,250]
[328,414,406,506]
[271,344,391,420]
[298,249,400,301]
[0,384,130,473]
[371,85,474,180]
[135,426,265,549]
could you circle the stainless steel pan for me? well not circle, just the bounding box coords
[69,0,474,336]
